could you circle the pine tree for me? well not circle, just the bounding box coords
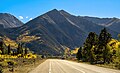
[8,44,11,55]
[25,48,28,55]
[83,32,98,62]
[0,41,4,54]
[17,43,23,54]
[118,34,120,41]
[98,28,112,63]
[17,43,20,54]
[76,47,82,60]
[0,41,7,55]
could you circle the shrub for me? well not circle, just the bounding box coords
[0,67,3,73]
[7,60,17,66]
[0,64,3,73]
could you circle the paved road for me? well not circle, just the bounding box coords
[29,59,120,73]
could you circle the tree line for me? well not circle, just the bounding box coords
[76,28,120,65]
[0,39,28,56]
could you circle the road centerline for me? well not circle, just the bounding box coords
[49,60,52,73]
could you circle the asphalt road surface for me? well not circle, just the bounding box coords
[29,59,120,73]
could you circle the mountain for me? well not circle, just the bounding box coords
[0,13,23,28]
[81,16,113,26]
[15,9,87,55]
[60,10,104,33]
[0,9,119,55]
[107,19,120,33]
[81,16,120,33]
[9,9,119,55]
[0,25,6,36]
[59,10,119,38]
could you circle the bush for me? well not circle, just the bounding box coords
[115,62,120,69]
[7,60,17,66]
[0,64,3,73]
[24,53,37,59]
[0,60,8,67]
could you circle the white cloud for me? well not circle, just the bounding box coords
[18,16,33,22]
[19,16,24,20]
[26,16,28,18]
[29,18,33,20]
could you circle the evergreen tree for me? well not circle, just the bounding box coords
[98,28,112,63]
[8,44,11,55]
[0,41,4,54]
[83,32,98,62]
[25,48,28,55]
[17,43,20,54]
[0,41,7,55]
[118,34,120,41]
[17,43,23,54]
[76,47,82,60]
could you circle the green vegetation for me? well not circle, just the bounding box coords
[64,48,71,58]
[76,47,82,61]
[76,28,120,69]
[0,37,38,73]
[0,64,3,73]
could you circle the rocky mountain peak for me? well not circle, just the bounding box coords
[0,13,23,28]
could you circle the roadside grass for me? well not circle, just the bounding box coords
[1,58,46,73]
[96,63,117,70]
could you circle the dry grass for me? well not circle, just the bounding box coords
[3,58,46,73]
[3,37,18,48]
[96,63,119,70]
[17,36,40,43]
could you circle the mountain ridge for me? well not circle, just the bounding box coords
[0,13,24,28]
[0,9,120,55]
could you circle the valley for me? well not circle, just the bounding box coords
[0,9,120,55]
[0,9,120,73]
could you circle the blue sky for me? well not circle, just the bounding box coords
[0,0,120,23]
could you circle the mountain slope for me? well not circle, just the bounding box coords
[60,10,119,39]
[81,16,113,26]
[12,9,119,55]
[0,9,119,55]
[81,16,120,33]
[15,9,87,55]
[108,19,120,33]
[60,10,104,33]
[0,13,23,28]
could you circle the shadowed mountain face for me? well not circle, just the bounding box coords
[59,10,103,33]
[0,9,120,55]
[81,16,120,33]
[16,9,87,55]
[15,9,119,55]
[108,19,120,33]
[0,13,23,28]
